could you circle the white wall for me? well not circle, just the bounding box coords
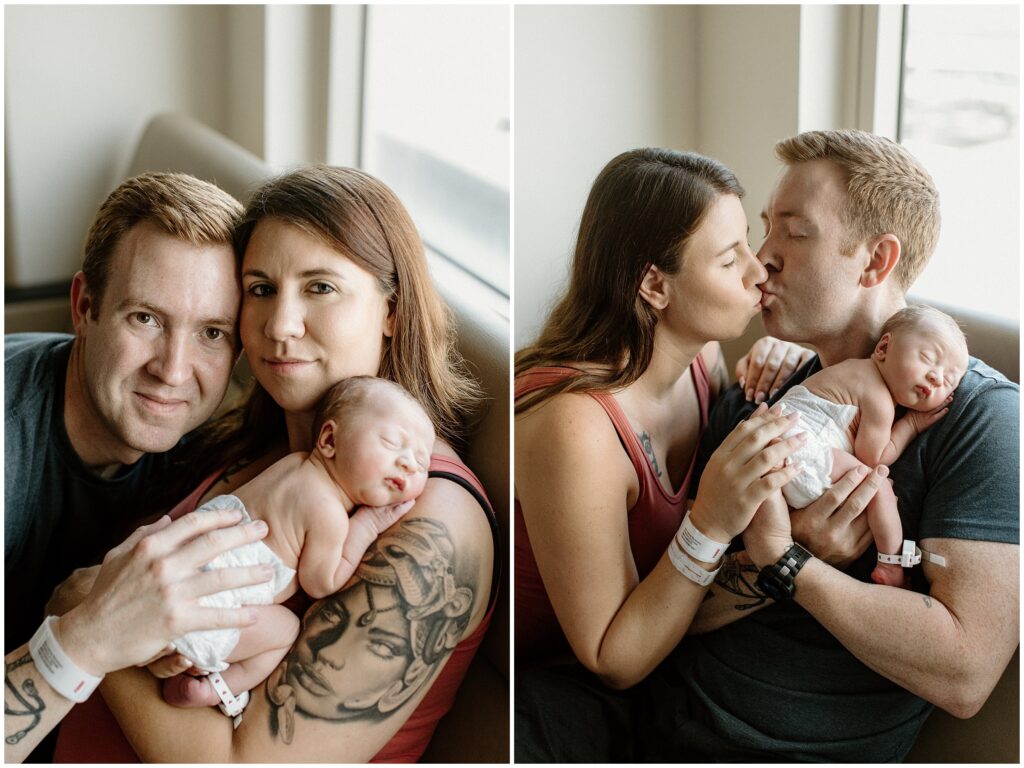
[514,5,698,348]
[513,4,872,352]
[4,5,230,286]
[4,5,350,290]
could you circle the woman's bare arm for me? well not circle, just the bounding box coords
[102,469,494,762]
[517,394,802,689]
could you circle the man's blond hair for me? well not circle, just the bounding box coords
[82,172,242,314]
[775,129,940,291]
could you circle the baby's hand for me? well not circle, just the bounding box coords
[905,394,954,436]
[352,499,416,538]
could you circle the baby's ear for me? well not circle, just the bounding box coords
[317,420,338,458]
[873,332,892,361]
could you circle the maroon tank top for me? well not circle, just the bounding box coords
[514,359,709,658]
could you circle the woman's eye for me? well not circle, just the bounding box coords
[247,283,274,297]
[310,282,336,295]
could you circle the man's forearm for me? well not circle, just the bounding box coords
[794,553,1016,717]
[690,551,772,634]
[4,644,76,763]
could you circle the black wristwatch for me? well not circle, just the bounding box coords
[755,543,812,601]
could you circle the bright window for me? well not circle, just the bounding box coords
[898,5,1019,321]
[360,5,510,296]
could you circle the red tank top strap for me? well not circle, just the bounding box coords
[514,367,651,497]
[166,468,226,519]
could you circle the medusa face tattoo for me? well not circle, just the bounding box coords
[266,518,475,743]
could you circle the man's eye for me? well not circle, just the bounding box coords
[203,328,226,342]
[134,312,157,327]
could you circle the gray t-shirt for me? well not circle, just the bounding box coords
[4,333,173,650]
[684,355,1019,761]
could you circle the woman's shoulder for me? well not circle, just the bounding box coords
[516,387,620,446]
[418,444,495,629]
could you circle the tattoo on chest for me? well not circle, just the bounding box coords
[265,518,478,743]
[713,555,768,610]
[5,653,45,745]
[636,431,663,478]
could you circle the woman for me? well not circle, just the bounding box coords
[54,166,499,762]
[514,149,805,706]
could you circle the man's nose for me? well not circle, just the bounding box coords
[755,236,780,272]
[264,293,305,341]
[147,332,192,387]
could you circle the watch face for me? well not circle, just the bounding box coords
[756,568,793,601]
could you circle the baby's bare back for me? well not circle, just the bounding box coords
[231,453,349,601]
[799,357,906,467]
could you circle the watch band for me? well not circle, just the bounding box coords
[756,543,812,601]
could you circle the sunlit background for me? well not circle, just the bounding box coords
[901,5,1019,321]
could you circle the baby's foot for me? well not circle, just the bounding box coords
[162,673,221,708]
[871,561,908,588]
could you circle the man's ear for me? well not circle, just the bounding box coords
[69,271,94,336]
[860,234,901,288]
[873,332,892,361]
[316,419,338,458]
[638,264,670,310]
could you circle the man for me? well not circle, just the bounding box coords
[680,129,1018,760]
[5,172,243,654]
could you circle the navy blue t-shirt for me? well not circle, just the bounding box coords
[4,334,174,650]
[681,355,1019,761]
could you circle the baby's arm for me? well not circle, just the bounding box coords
[879,398,953,466]
[852,397,896,467]
[297,500,415,599]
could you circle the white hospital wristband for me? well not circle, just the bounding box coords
[668,538,720,587]
[676,510,728,564]
[28,616,104,703]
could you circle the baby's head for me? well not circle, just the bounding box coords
[872,305,969,412]
[312,376,436,507]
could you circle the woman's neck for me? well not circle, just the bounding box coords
[284,410,316,453]
[628,327,703,401]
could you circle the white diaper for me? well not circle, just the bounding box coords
[172,495,296,672]
[777,386,859,509]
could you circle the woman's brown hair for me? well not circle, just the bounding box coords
[515,148,743,413]
[179,165,482,486]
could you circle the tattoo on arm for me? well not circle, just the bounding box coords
[265,518,477,744]
[5,654,45,745]
[636,431,663,478]
[712,555,768,610]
